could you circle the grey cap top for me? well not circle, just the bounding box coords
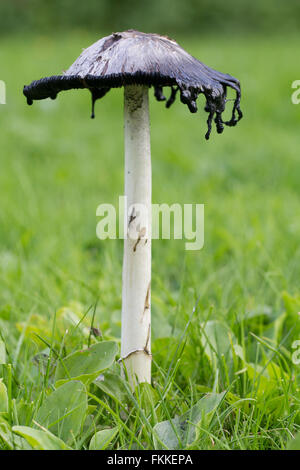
[23,30,242,139]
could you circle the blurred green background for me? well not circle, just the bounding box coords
[1,0,300,36]
[0,1,300,450]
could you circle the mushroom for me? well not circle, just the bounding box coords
[23,30,243,387]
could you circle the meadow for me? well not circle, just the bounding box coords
[0,32,299,450]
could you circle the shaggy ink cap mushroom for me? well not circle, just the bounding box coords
[23,29,243,139]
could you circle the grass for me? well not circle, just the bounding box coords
[0,31,299,450]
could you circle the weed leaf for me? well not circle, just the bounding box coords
[36,380,87,443]
[89,426,118,450]
[153,391,226,449]
[55,341,118,385]
[12,425,71,450]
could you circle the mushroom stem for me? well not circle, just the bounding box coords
[121,85,152,387]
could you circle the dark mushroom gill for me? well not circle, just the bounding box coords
[23,30,243,140]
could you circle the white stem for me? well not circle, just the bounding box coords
[121,85,152,387]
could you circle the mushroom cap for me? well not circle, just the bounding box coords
[23,30,242,139]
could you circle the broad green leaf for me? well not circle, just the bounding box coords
[0,417,13,449]
[264,394,286,418]
[0,341,6,364]
[226,392,254,414]
[244,305,272,321]
[266,361,288,382]
[89,427,118,450]
[246,363,271,395]
[94,371,128,403]
[13,425,71,450]
[287,432,300,450]
[36,380,87,443]
[200,321,235,362]
[246,361,289,417]
[55,341,118,385]
[196,384,211,394]
[247,360,289,398]
[87,405,97,415]
[154,391,226,450]
[0,379,8,413]
[0,417,30,450]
